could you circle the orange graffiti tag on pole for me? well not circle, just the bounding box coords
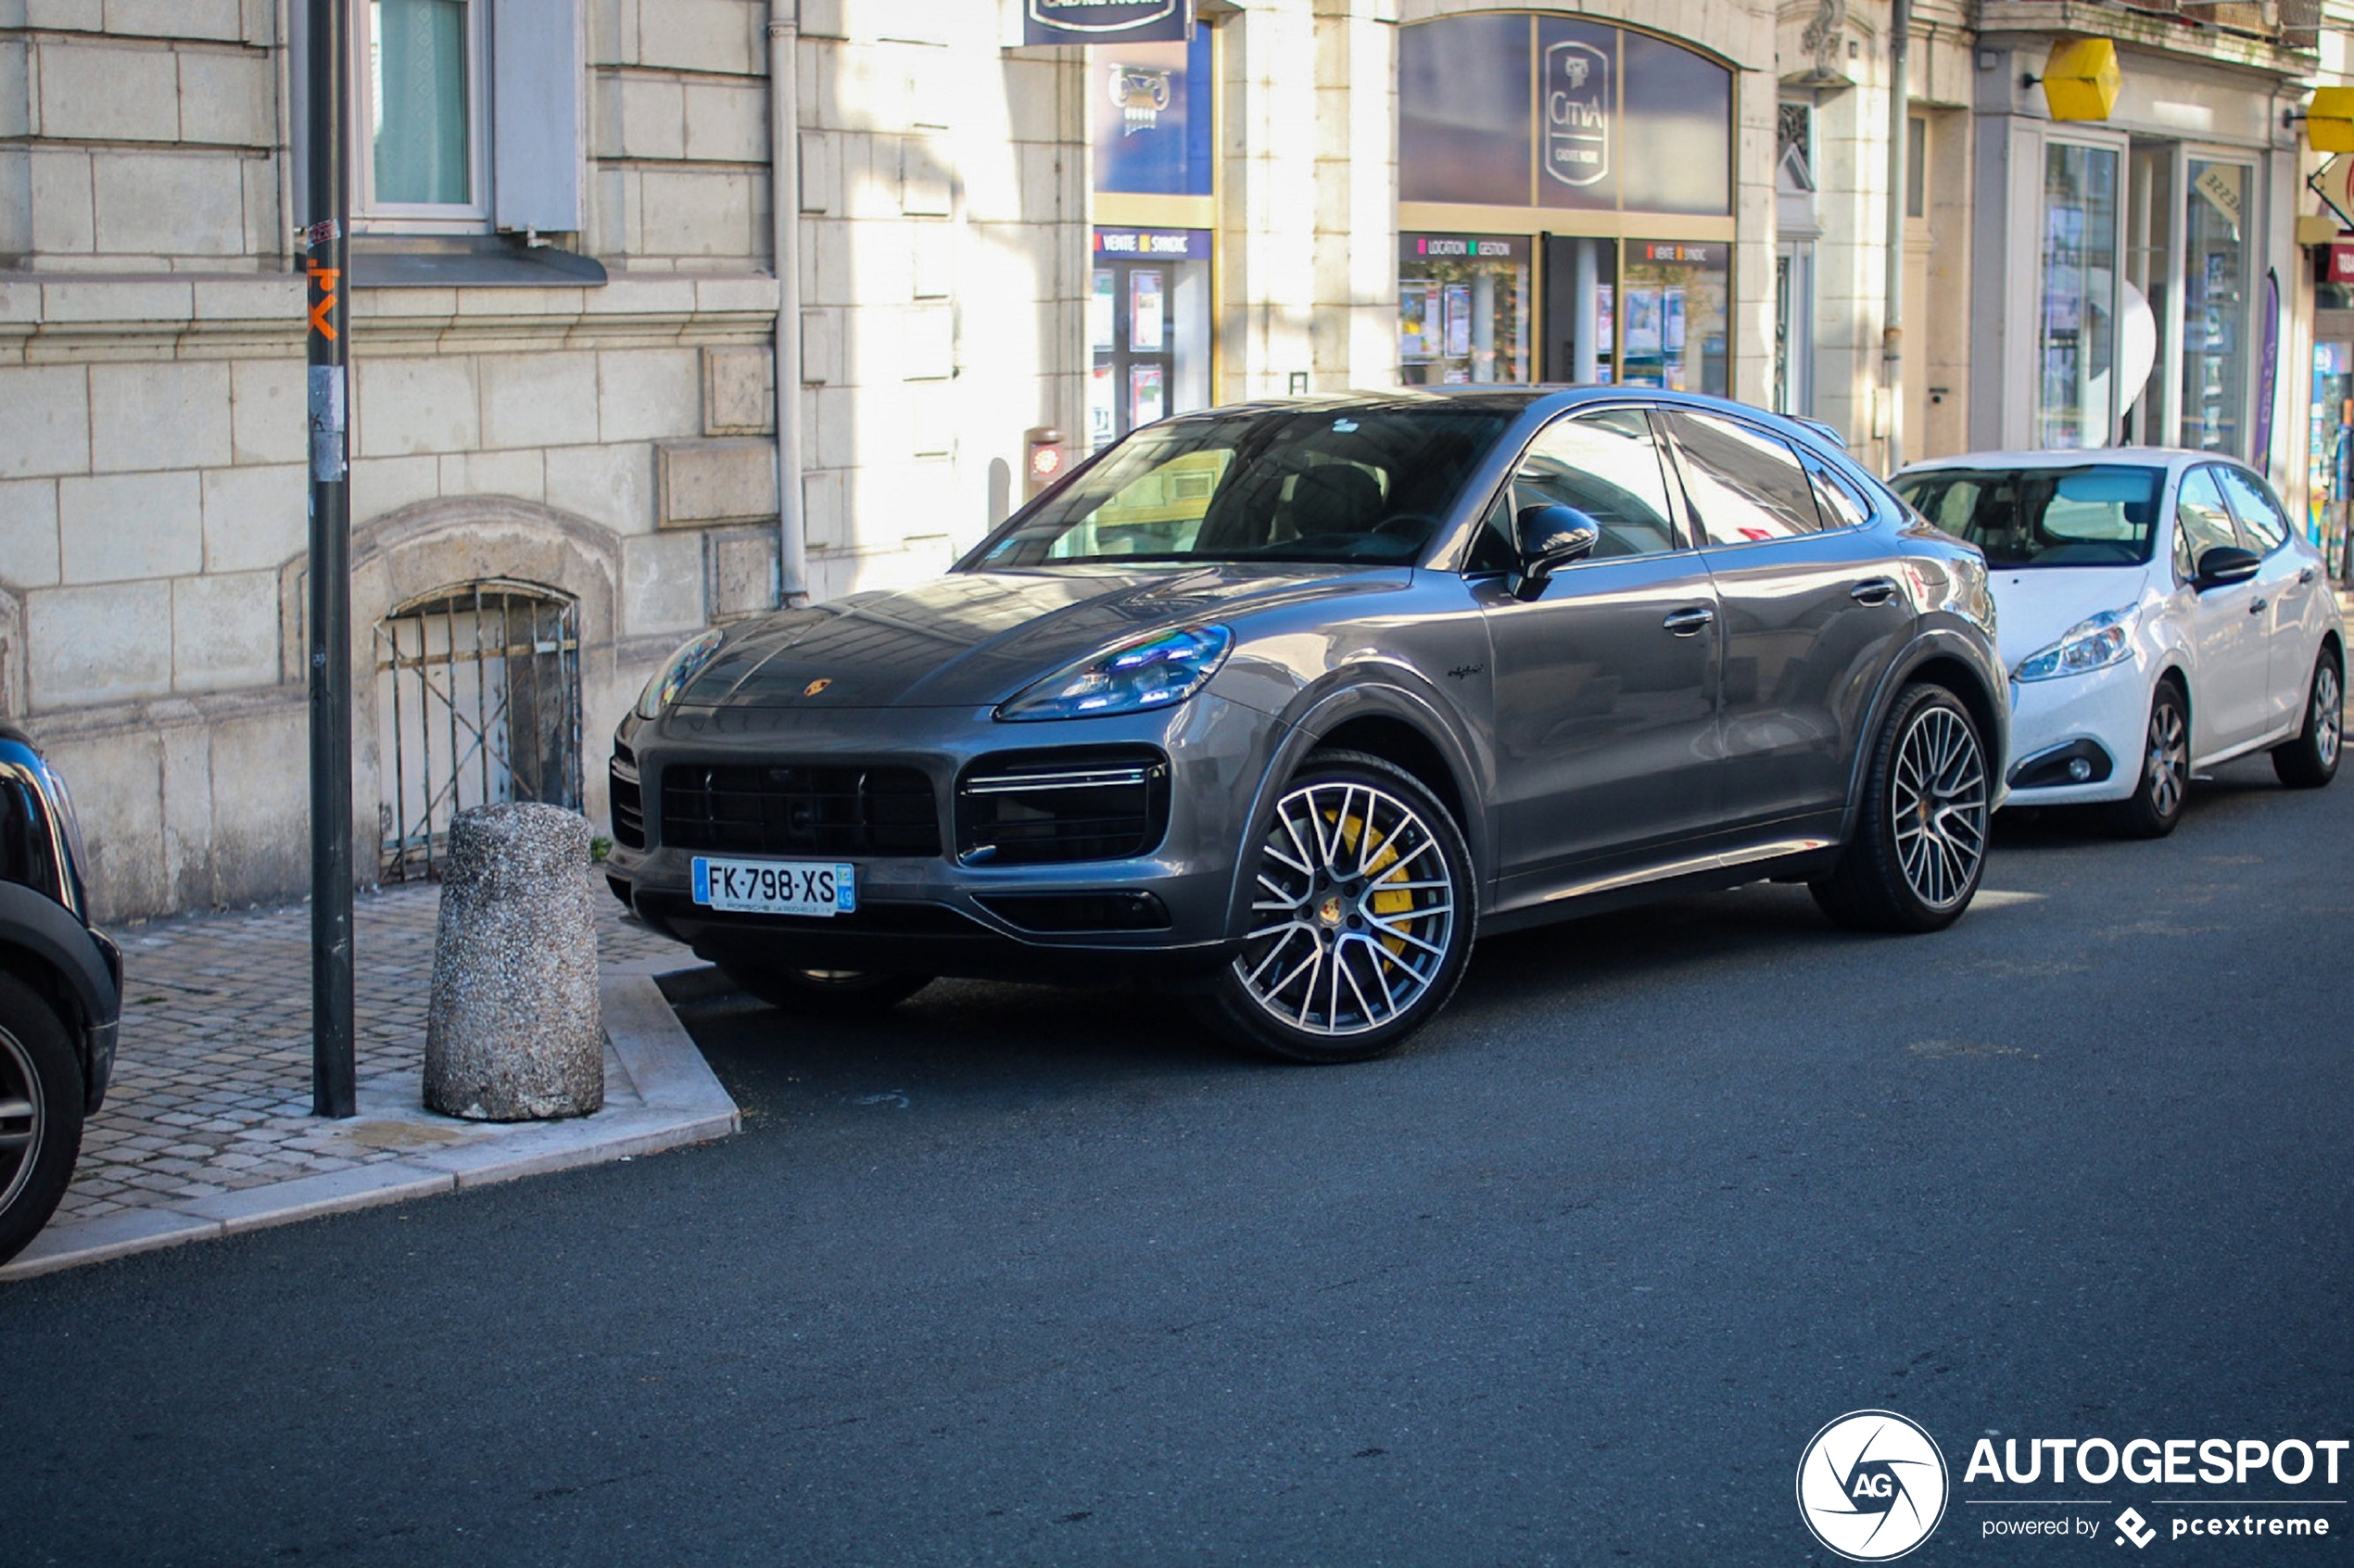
[306,261,340,342]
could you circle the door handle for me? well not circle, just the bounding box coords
[1662,605,1715,636]
[1850,577,1900,605]
[2250,597,2268,614]
[2301,566,2319,585]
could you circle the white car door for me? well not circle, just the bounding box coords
[2171,464,2270,754]
[2212,464,2320,733]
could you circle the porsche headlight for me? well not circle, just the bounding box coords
[995,625,1234,722]
[635,628,724,717]
[2013,607,2134,683]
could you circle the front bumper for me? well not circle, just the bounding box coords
[604,693,1280,984]
[2000,657,2150,806]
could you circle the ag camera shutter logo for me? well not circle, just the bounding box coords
[1796,1410,1951,1561]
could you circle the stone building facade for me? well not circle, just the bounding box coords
[0,0,2348,921]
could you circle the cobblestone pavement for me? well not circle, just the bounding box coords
[61,872,686,1226]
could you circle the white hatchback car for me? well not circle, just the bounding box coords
[1892,450,2343,835]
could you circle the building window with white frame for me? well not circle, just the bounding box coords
[360,0,490,228]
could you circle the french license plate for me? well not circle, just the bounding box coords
[691,857,857,917]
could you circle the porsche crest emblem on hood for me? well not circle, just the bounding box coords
[801,677,833,698]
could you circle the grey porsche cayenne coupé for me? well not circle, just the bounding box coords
[606,388,2006,1062]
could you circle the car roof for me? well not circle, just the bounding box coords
[1162,386,1848,453]
[1893,447,2258,477]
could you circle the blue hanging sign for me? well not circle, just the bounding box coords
[1027,0,1194,45]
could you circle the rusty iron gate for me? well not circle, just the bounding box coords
[374,581,583,881]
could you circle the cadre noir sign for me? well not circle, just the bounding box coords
[1026,0,1194,45]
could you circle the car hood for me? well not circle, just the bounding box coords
[677,563,1410,710]
[1989,564,2157,671]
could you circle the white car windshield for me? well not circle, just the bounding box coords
[1894,464,2160,568]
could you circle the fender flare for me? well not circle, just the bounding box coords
[1834,627,2009,842]
[0,879,119,1104]
[1221,676,1490,939]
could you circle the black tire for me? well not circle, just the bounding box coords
[2272,650,2342,790]
[2107,681,2193,838]
[1811,683,1991,934]
[718,964,931,1017]
[1194,749,1476,1065]
[0,971,85,1268]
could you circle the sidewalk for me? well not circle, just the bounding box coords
[2,870,737,1282]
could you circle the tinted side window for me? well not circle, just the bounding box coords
[2174,465,2241,582]
[1665,411,1823,543]
[1806,460,1875,531]
[2212,466,2290,554]
[1468,407,1682,571]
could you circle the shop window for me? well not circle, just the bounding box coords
[2180,159,2251,456]
[1398,11,1532,207]
[1541,236,1615,385]
[2037,141,2120,449]
[1400,234,1531,386]
[1906,116,1928,220]
[1622,241,1727,397]
[1399,14,1731,219]
[1091,229,1211,449]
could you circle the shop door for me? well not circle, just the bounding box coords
[1540,236,1616,385]
[1088,234,1210,452]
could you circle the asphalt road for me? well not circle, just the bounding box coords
[6,756,2352,1567]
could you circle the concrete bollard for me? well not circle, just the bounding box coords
[424,803,604,1120]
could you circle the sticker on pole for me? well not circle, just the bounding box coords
[309,365,347,483]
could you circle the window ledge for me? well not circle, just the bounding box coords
[349,236,608,289]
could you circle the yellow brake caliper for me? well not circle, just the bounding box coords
[1324,808,1414,964]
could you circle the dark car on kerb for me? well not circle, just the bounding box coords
[0,724,120,1265]
[606,389,2006,1062]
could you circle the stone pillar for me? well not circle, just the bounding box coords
[424,803,603,1120]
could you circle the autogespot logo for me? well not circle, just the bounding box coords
[1797,1410,1952,1561]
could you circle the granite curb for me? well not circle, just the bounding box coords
[0,964,737,1283]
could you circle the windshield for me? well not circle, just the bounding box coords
[1892,464,2160,568]
[972,405,1516,569]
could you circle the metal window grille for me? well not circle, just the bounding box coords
[374,581,582,881]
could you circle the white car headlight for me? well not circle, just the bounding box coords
[2013,607,2134,683]
[635,628,725,717]
[995,625,1233,722]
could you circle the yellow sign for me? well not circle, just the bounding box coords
[2041,38,2121,122]
[2308,86,2354,154]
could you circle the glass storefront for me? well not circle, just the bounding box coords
[2179,158,2249,455]
[1621,240,1727,396]
[2037,141,2120,449]
[1399,234,1531,386]
[1396,14,1733,392]
[1091,228,1210,450]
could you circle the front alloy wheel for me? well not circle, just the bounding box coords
[1813,683,1990,933]
[2109,684,2189,838]
[1197,751,1474,1064]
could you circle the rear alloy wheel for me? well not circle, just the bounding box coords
[0,971,84,1268]
[2272,652,2342,790]
[719,964,932,1017]
[1197,750,1474,1064]
[1812,683,1990,933]
[2108,683,2191,838]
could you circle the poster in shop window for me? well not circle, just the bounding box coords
[1089,362,1117,449]
[1131,271,1166,352]
[1445,284,1473,357]
[1132,362,1166,426]
[1399,285,1439,362]
[1091,271,1116,353]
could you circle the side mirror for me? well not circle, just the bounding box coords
[1511,504,1599,600]
[2195,545,2260,590]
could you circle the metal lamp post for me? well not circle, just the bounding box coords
[303,0,355,1119]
